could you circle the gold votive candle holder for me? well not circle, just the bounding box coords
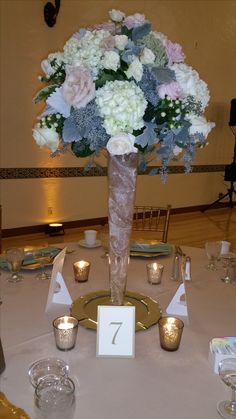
[146,262,164,284]
[53,315,78,351]
[158,316,184,351]
[73,260,90,282]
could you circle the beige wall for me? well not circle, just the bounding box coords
[1,0,236,228]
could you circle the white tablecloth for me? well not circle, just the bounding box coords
[1,244,235,418]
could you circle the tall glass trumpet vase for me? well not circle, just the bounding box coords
[108,153,138,306]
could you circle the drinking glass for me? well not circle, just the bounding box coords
[220,253,236,284]
[35,249,52,281]
[205,240,221,270]
[217,358,236,418]
[34,376,75,419]
[6,247,24,282]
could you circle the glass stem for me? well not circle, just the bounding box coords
[229,389,236,413]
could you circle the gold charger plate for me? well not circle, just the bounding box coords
[0,392,29,419]
[71,290,162,331]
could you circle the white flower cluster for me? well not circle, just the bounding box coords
[171,63,210,111]
[96,80,147,136]
[63,30,110,79]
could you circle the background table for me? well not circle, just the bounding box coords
[1,244,236,419]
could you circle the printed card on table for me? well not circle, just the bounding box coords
[45,248,72,311]
[96,306,135,358]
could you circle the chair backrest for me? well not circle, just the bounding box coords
[133,205,171,243]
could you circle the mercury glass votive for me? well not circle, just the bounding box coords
[53,316,79,351]
[73,260,90,282]
[146,262,164,284]
[158,316,184,351]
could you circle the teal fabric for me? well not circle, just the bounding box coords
[0,247,60,270]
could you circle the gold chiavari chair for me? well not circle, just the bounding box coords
[133,205,171,243]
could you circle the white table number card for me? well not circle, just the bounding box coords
[96,306,135,358]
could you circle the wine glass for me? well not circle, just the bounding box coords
[6,247,24,282]
[205,240,221,271]
[220,253,236,284]
[35,249,52,281]
[217,358,236,418]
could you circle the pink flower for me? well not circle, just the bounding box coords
[101,36,115,51]
[94,22,116,34]
[158,81,184,100]
[124,13,147,29]
[166,41,185,66]
[61,67,95,109]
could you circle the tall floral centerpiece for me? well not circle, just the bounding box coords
[33,9,215,304]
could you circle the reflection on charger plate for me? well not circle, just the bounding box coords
[71,290,162,332]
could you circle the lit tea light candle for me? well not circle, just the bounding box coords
[158,316,184,351]
[53,315,78,351]
[73,260,90,282]
[146,262,164,284]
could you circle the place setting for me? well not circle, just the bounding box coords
[205,240,236,284]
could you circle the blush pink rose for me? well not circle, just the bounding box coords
[166,41,185,66]
[101,36,116,50]
[158,81,184,100]
[124,13,147,29]
[61,67,95,109]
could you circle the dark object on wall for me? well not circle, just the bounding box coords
[224,162,236,182]
[44,0,61,27]
[229,98,236,127]
[203,99,236,211]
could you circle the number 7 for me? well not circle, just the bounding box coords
[109,322,123,345]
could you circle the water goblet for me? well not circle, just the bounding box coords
[220,253,236,284]
[205,240,221,271]
[217,358,236,418]
[35,249,52,281]
[34,376,75,419]
[6,247,24,282]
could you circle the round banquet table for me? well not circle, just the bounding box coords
[0,243,235,419]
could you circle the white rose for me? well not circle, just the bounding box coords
[102,50,120,71]
[125,57,143,82]
[32,126,59,152]
[114,35,129,51]
[106,133,137,155]
[140,47,155,64]
[187,114,215,138]
[109,9,125,23]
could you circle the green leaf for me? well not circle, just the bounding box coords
[71,139,94,158]
[33,84,58,104]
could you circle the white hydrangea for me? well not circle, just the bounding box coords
[109,9,125,22]
[96,80,147,135]
[170,63,210,111]
[63,30,111,79]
